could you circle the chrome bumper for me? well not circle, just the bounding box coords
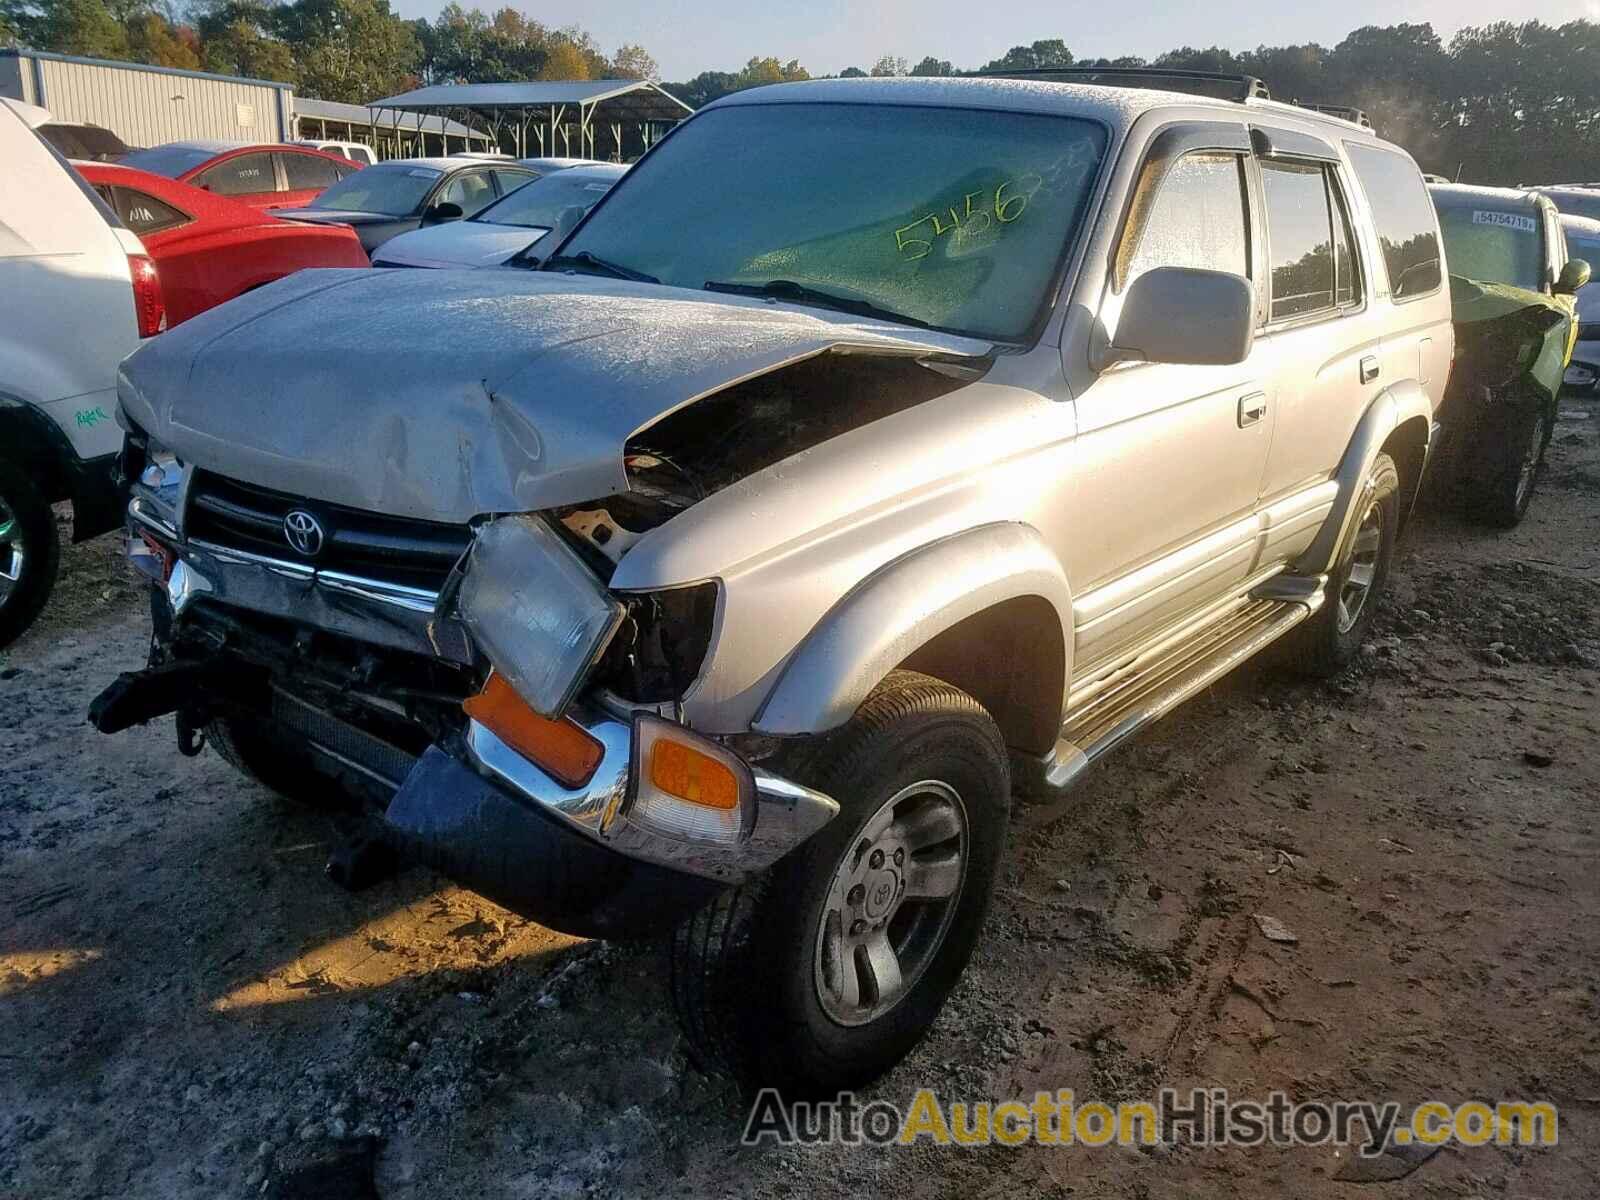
[466,715,837,883]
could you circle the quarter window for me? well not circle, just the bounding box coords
[196,153,276,196]
[116,188,191,236]
[1261,160,1361,322]
[1121,152,1250,290]
[1344,142,1442,301]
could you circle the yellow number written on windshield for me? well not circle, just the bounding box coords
[894,174,1043,261]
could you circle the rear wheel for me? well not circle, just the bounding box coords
[1286,451,1399,678]
[1477,405,1548,528]
[0,459,61,650]
[670,670,1010,1096]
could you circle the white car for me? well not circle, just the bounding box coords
[0,99,163,645]
[292,139,377,167]
[372,163,625,268]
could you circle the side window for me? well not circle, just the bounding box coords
[1120,152,1250,291]
[196,153,276,196]
[1343,142,1442,301]
[490,168,534,198]
[1261,160,1361,323]
[281,152,341,191]
[116,188,191,236]
[438,169,498,217]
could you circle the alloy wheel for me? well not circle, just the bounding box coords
[0,494,23,608]
[1336,496,1384,634]
[813,779,968,1027]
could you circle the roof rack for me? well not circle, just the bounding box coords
[1292,102,1372,129]
[979,66,1271,103]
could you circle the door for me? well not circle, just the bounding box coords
[1067,145,1273,672]
[1251,153,1384,567]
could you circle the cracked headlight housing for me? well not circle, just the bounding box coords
[122,425,187,535]
[458,515,625,718]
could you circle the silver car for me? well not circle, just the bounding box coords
[97,72,1452,1094]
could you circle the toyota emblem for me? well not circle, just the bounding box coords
[283,509,325,557]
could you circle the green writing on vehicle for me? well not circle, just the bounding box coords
[75,406,112,429]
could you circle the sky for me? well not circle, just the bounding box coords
[385,0,1599,81]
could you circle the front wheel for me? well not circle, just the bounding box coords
[1477,404,1549,528]
[1286,451,1400,678]
[0,459,61,649]
[670,670,1010,1096]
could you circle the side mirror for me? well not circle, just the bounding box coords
[422,201,464,227]
[1555,258,1591,295]
[1102,267,1256,368]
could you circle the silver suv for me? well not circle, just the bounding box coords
[93,72,1452,1094]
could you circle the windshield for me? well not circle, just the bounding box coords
[308,164,441,215]
[473,170,619,229]
[118,145,220,178]
[555,103,1108,341]
[1435,204,1545,291]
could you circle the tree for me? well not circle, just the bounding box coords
[662,70,738,107]
[126,11,200,68]
[979,38,1072,73]
[538,37,589,80]
[839,66,867,78]
[611,42,657,80]
[39,0,128,57]
[198,2,296,82]
[734,55,808,88]
[870,54,906,76]
[910,56,952,76]
[273,0,419,102]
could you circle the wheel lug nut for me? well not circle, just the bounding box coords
[847,884,865,905]
[893,848,904,866]
[850,919,867,936]
[869,849,884,869]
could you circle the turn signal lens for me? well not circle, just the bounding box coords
[627,716,754,846]
[463,673,603,789]
[649,739,739,810]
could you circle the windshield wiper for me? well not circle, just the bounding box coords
[542,250,658,284]
[702,279,931,329]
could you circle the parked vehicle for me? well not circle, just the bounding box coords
[1429,183,1589,525]
[0,97,132,161]
[95,72,1452,1094]
[373,163,625,268]
[291,140,377,167]
[75,162,369,326]
[1531,185,1600,222]
[271,157,537,254]
[1560,213,1600,399]
[0,100,162,647]
[117,141,358,211]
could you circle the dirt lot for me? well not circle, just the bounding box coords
[3,408,1598,1199]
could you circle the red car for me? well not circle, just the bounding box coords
[76,162,369,327]
[115,141,359,211]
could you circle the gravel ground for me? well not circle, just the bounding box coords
[2,407,1597,1199]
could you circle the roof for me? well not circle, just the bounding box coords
[294,96,487,140]
[516,156,605,171]
[1429,182,1542,210]
[711,76,1388,145]
[1,47,292,91]
[371,80,691,114]
[360,156,489,173]
[547,162,627,181]
[1560,212,1600,235]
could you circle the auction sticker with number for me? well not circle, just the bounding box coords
[1472,210,1538,233]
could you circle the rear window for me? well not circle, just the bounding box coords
[116,188,191,236]
[1344,143,1442,301]
[119,145,222,179]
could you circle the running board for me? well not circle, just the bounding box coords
[1041,597,1314,791]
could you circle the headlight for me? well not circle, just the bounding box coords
[457,515,625,718]
[123,427,187,534]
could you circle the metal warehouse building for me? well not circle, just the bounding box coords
[1,48,293,147]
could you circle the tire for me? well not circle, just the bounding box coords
[1476,404,1548,529]
[206,713,365,811]
[0,458,61,650]
[1286,451,1400,678]
[670,670,1010,1096]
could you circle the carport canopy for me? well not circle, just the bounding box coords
[367,80,693,162]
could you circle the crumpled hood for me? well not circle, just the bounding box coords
[373,221,547,269]
[118,268,990,524]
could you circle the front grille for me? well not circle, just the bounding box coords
[186,471,472,591]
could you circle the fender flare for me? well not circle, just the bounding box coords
[1297,381,1432,576]
[752,522,1074,736]
[0,395,122,542]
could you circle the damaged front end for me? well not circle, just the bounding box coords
[91,428,837,939]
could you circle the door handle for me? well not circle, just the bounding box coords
[1360,356,1380,384]
[1237,392,1267,428]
